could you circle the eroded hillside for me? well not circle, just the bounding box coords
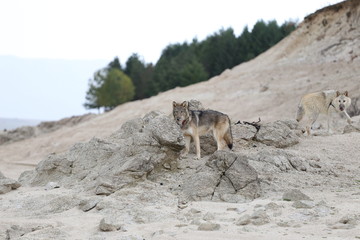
[1,1,360,239]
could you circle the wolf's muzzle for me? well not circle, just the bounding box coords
[339,104,345,111]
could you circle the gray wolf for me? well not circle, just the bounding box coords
[172,101,233,159]
[296,90,352,135]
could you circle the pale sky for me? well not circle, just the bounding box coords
[0,0,342,121]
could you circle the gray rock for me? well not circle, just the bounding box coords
[197,222,220,231]
[95,177,118,196]
[182,168,221,201]
[114,117,144,139]
[292,200,315,209]
[0,171,21,194]
[203,212,215,221]
[236,214,251,225]
[95,198,126,212]
[24,152,73,186]
[288,210,314,222]
[208,151,261,200]
[4,224,66,239]
[19,112,185,194]
[288,157,307,171]
[5,225,28,240]
[0,114,95,145]
[250,150,293,172]
[347,97,360,118]
[182,151,260,202]
[99,216,123,231]
[194,134,217,156]
[45,181,60,190]
[255,120,300,148]
[247,149,332,174]
[188,99,205,111]
[79,197,101,212]
[276,221,291,227]
[343,120,360,133]
[189,208,201,214]
[233,124,257,140]
[0,126,36,145]
[251,209,270,225]
[265,202,282,210]
[329,215,359,229]
[283,189,311,201]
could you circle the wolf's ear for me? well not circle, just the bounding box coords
[336,91,341,97]
[344,91,349,97]
[181,101,188,108]
[172,101,178,108]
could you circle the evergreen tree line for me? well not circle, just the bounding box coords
[84,20,296,111]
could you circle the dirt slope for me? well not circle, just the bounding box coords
[0,0,360,179]
[1,1,360,239]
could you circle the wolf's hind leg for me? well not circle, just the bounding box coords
[305,112,319,136]
[213,130,224,151]
[193,134,201,159]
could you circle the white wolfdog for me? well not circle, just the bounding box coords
[296,90,352,135]
[172,101,233,159]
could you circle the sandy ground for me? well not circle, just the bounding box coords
[1,1,360,239]
[1,130,359,239]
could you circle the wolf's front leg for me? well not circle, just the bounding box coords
[344,111,353,124]
[193,135,201,159]
[180,136,191,157]
[180,135,191,158]
[326,115,333,134]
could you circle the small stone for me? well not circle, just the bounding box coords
[99,216,122,232]
[226,207,237,211]
[163,163,171,169]
[189,208,201,214]
[292,200,315,209]
[277,221,291,227]
[236,214,251,226]
[79,198,100,212]
[197,222,220,231]
[177,198,188,209]
[283,189,311,201]
[45,182,60,190]
[265,202,282,210]
[251,210,270,225]
[0,178,21,194]
[95,185,115,196]
[227,207,246,214]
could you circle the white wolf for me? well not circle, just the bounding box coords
[296,90,352,135]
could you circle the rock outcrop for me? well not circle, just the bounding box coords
[19,111,185,195]
[17,110,264,203]
[0,114,96,145]
[0,171,21,194]
[181,151,260,203]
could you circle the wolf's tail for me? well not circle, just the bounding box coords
[224,118,233,149]
[296,105,305,122]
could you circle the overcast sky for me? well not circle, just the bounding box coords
[0,0,342,121]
